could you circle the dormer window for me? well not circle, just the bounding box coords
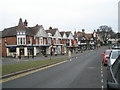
[81,37,86,43]
[20,32,22,35]
[23,32,25,35]
[17,32,20,35]
[17,31,25,35]
[48,33,52,37]
[82,37,86,40]
[91,38,93,40]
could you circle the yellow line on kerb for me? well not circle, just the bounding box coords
[1,60,68,83]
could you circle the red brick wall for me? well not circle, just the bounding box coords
[2,37,17,56]
[45,38,47,44]
[2,38,6,56]
[32,37,36,44]
[52,39,56,44]
[26,36,36,44]
[61,39,67,44]
[6,37,17,45]
[26,36,29,44]
[43,38,48,44]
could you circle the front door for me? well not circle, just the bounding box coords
[20,49,24,56]
[41,47,46,55]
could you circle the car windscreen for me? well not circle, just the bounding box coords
[111,51,120,59]
[105,50,111,55]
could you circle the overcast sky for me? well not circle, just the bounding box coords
[0,0,119,33]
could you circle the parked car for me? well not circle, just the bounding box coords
[107,55,120,89]
[112,44,120,49]
[108,50,120,66]
[101,49,112,66]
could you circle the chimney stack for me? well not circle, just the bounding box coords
[49,26,52,29]
[24,19,28,27]
[18,18,23,26]
[74,31,77,35]
[82,29,85,33]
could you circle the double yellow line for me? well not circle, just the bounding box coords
[1,60,69,83]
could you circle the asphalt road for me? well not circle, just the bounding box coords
[2,47,107,88]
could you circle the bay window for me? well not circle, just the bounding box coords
[17,31,26,45]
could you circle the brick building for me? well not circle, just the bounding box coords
[2,18,49,57]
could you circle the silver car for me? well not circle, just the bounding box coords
[108,49,120,66]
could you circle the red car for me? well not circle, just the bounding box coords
[101,49,112,66]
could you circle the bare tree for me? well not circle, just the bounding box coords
[97,25,115,44]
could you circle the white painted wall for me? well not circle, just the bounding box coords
[46,47,50,54]
[69,40,72,46]
[16,48,20,56]
[36,47,40,54]
[68,33,74,40]
[24,47,28,56]
[54,30,62,39]
[6,48,9,56]
[63,33,67,39]
[36,25,48,37]
[34,47,37,56]
[39,37,43,45]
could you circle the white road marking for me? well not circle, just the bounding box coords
[101,74,103,77]
[1,60,69,83]
[101,71,103,73]
[101,79,103,83]
[70,59,72,61]
[101,86,104,90]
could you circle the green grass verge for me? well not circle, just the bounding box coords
[2,57,70,75]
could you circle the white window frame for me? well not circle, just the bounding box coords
[39,37,43,45]
[36,38,38,45]
[17,36,26,45]
[44,38,46,45]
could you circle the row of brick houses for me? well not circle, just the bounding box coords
[0,18,100,58]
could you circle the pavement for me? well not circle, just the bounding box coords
[2,50,88,65]
[2,46,108,88]
[2,54,73,65]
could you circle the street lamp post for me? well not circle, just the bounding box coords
[32,44,34,58]
[50,44,53,60]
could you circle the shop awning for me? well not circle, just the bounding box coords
[6,44,50,48]
[67,46,79,48]
[33,44,50,47]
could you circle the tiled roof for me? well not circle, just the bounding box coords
[2,26,18,37]
[76,31,93,40]
[2,18,42,37]
[60,32,65,37]
[25,25,41,36]
[45,28,58,36]
[2,25,41,37]
[84,33,93,40]
[65,31,71,37]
